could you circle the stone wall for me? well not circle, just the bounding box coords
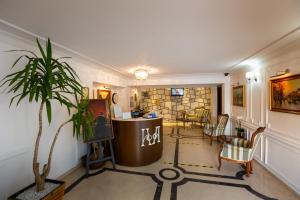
[140,88,211,121]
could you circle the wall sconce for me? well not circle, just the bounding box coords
[245,72,257,83]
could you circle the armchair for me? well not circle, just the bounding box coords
[186,107,210,128]
[218,127,266,177]
[203,114,229,145]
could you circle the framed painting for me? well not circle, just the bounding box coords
[232,85,245,107]
[270,74,300,114]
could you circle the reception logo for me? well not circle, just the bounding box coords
[141,126,161,147]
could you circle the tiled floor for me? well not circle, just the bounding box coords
[62,126,300,200]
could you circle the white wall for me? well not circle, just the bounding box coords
[0,30,130,199]
[230,31,300,194]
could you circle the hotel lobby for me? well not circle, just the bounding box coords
[0,1,300,200]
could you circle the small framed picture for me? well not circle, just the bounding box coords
[270,74,300,114]
[82,87,89,100]
[232,85,245,107]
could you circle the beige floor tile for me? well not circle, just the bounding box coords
[62,126,300,200]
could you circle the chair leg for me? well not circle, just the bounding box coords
[109,140,116,169]
[246,162,250,177]
[210,135,213,145]
[218,156,222,170]
[250,161,253,174]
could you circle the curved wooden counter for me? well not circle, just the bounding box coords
[112,117,163,167]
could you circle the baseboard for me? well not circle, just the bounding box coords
[254,158,300,196]
[57,162,82,180]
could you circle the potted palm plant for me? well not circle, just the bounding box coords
[1,38,94,200]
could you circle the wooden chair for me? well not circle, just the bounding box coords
[185,107,201,127]
[186,107,210,129]
[199,109,210,129]
[218,127,266,177]
[176,110,188,129]
[203,114,229,145]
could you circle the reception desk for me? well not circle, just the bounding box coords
[112,117,163,167]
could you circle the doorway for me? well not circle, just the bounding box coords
[217,85,222,115]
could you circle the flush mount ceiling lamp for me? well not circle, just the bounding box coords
[245,72,258,83]
[134,69,149,80]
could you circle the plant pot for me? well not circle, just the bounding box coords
[8,179,65,200]
[237,130,245,138]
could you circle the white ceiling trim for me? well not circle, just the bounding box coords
[229,26,300,71]
[0,18,129,77]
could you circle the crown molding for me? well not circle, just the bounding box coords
[229,26,300,71]
[0,18,130,78]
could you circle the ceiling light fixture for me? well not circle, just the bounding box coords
[134,69,149,80]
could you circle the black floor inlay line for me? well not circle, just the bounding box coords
[152,176,164,200]
[65,174,86,194]
[173,138,244,180]
[159,168,181,181]
[65,131,278,200]
[65,167,163,200]
[175,177,278,200]
[171,179,188,200]
[173,138,179,168]
[176,165,244,180]
[171,135,277,200]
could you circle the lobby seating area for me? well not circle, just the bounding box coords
[0,1,300,200]
[176,107,210,130]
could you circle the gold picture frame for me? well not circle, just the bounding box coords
[232,85,245,107]
[269,74,300,115]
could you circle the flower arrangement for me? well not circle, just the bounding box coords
[235,117,245,138]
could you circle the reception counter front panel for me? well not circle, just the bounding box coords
[112,117,163,167]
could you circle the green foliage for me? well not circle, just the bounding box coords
[0,38,93,140]
[72,99,94,141]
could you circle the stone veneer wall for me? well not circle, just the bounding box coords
[140,88,211,121]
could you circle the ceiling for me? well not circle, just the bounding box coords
[0,0,300,76]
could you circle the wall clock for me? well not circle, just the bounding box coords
[112,92,119,104]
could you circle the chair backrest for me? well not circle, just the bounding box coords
[248,127,266,160]
[216,114,229,129]
[194,107,204,118]
[177,110,187,119]
[249,127,266,148]
[199,109,210,123]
